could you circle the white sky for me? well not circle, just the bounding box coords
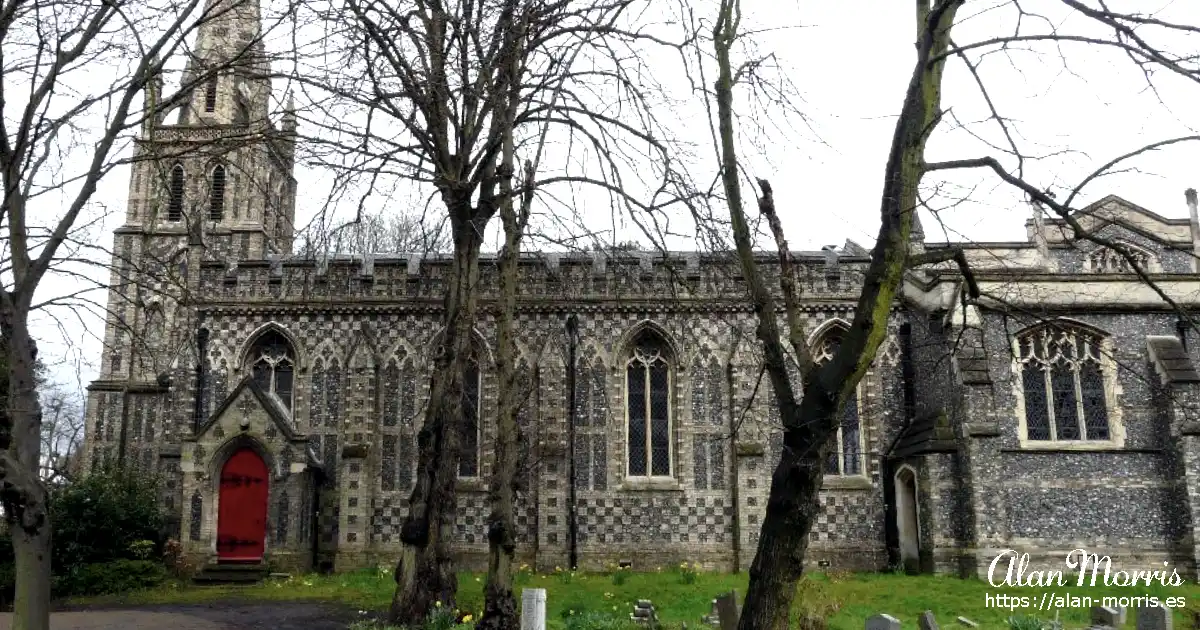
[27,0,1200,390]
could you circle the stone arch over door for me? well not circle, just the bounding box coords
[894,464,920,572]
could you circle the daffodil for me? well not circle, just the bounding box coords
[462,615,474,623]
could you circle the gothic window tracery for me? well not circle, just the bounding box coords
[625,330,672,478]
[1087,242,1155,274]
[1016,324,1111,442]
[812,325,863,477]
[246,330,295,412]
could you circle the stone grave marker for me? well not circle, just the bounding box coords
[521,588,546,630]
[631,600,658,627]
[715,590,740,630]
[865,613,901,630]
[918,610,939,630]
[1135,604,1172,630]
[1092,606,1121,628]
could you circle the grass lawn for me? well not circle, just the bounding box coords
[69,567,1200,629]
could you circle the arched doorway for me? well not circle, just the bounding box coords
[894,466,920,573]
[217,447,269,562]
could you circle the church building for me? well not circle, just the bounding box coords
[83,0,1200,579]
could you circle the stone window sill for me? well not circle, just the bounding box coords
[618,477,682,492]
[1018,439,1124,452]
[823,476,872,491]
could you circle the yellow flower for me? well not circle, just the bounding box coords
[475,576,481,582]
[568,609,575,616]
[463,615,474,623]
[436,601,443,608]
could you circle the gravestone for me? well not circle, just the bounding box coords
[715,590,740,630]
[918,610,940,630]
[865,613,901,630]
[1135,604,1172,630]
[1092,606,1121,628]
[521,588,547,630]
[631,600,658,627]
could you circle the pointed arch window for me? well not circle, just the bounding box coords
[1016,323,1112,443]
[625,330,672,478]
[204,75,218,113]
[812,326,863,476]
[209,165,226,221]
[245,330,295,412]
[167,164,185,221]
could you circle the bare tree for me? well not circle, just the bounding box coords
[293,0,691,623]
[700,1,1200,628]
[0,0,265,625]
[296,208,451,257]
[38,379,84,487]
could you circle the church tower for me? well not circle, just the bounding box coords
[85,0,296,472]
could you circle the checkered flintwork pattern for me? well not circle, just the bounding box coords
[576,495,734,545]
[89,291,914,572]
[453,492,538,546]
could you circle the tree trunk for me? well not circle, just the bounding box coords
[711,2,960,628]
[1,309,52,630]
[738,420,829,630]
[389,218,483,625]
[478,210,521,630]
[480,18,528,624]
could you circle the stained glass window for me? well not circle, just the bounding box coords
[626,331,671,477]
[1017,324,1111,441]
[246,329,295,411]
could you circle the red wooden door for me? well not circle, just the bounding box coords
[216,448,269,561]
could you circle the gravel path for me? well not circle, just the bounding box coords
[0,601,364,630]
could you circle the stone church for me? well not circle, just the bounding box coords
[83,0,1200,578]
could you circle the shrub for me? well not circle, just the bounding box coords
[678,561,700,585]
[49,462,166,575]
[52,559,167,597]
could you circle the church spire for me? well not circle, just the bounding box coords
[178,0,270,126]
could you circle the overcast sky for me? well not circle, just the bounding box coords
[29,0,1200,389]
